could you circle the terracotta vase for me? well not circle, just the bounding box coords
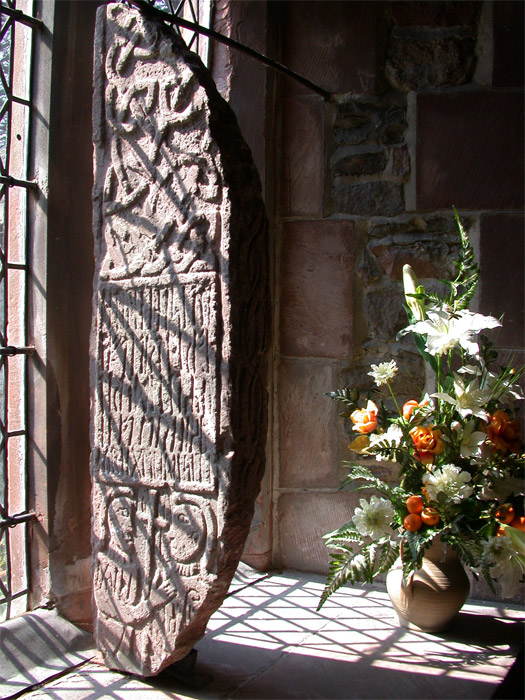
[386,537,471,633]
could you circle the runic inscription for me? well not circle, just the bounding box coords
[94,278,218,491]
[91,3,269,676]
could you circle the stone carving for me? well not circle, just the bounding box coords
[91,3,269,676]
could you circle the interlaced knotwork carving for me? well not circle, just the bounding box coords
[91,3,269,675]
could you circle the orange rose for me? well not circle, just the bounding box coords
[351,400,378,434]
[402,400,419,420]
[402,398,429,420]
[485,411,522,454]
[410,425,444,465]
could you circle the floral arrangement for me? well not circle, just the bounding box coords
[318,211,524,609]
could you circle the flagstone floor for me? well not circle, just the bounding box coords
[15,567,525,699]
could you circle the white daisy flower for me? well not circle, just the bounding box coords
[423,464,474,503]
[368,360,398,386]
[353,496,394,540]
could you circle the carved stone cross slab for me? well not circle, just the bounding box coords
[90,3,269,676]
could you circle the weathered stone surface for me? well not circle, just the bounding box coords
[493,1,525,88]
[386,34,476,91]
[362,281,407,342]
[416,91,524,210]
[91,4,269,676]
[335,97,407,147]
[368,214,469,240]
[392,146,410,179]
[390,2,480,28]
[368,237,458,280]
[278,359,340,489]
[333,181,404,217]
[281,96,326,217]
[280,0,376,94]
[277,492,360,573]
[280,220,354,359]
[333,151,387,178]
[479,214,524,348]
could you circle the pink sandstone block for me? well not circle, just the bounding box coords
[91,3,269,676]
[280,220,354,359]
[281,96,326,217]
[493,1,524,88]
[281,1,376,94]
[278,359,340,489]
[479,214,524,348]
[277,492,361,574]
[416,91,524,211]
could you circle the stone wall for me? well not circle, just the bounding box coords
[216,1,524,599]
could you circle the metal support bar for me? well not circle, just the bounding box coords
[0,345,35,356]
[126,0,332,102]
[0,174,38,190]
[0,511,35,529]
[0,5,44,30]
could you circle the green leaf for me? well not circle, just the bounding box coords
[348,435,371,454]
[446,534,483,568]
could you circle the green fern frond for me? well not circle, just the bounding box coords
[401,530,441,580]
[446,534,483,569]
[340,464,395,498]
[421,290,448,307]
[376,539,399,575]
[480,560,497,594]
[324,520,363,548]
[317,539,395,610]
[317,549,363,610]
[448,207,480,311]
[326,387,359,411]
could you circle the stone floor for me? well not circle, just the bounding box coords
[13,567,525,699]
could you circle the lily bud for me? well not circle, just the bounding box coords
[403,264,425,321]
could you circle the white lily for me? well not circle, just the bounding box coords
[402,308,501,358]
[403,264,425,321]
[433,373,491,420]
[453,420,487,459]
[459,364,524,406]
[483,535,525,598]
[486,369,525,405]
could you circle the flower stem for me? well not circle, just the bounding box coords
[388,381,402,417]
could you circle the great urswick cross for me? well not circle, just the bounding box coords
[90,2,269,675]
